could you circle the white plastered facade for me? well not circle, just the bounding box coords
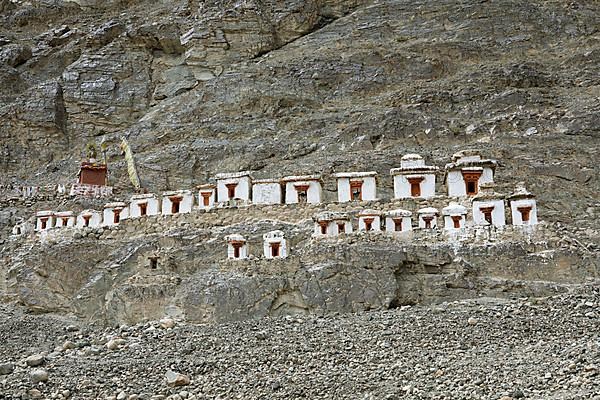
[445,151,497,197]
[197,185,216,210]
[225,234,248,260]
[358,210,382,232]
[472,199,506,227]
[313,212,352,236]
[417,207,439,229]
[35,211,55,231]
[77,210,102,228]
[263,230,287,259]
[252,180,282,205]
[215,172,252,203]
[393,173,437,199]
[11,224,22,235]
[130,194,161,218]
[385,209,412,233]
[391,154,438,199]
[442,203,468,230]
[12,222,31,236]
[103,202,129,226]
[282,176,322,204]
[446,167,495,197]
[55,211,76,228]
[333,172,377,202]
[510,199,538,226]
[161,190,194,215]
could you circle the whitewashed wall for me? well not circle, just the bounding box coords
[393,173,436,199]
[130,196,161,217]
[472,200,506,226]
[76,211,102,228]
[314,220,352,236]
[332,220,352,235]
[447,167,494,197]
[443,215,466,230]
[418,214,438,229]
[217,176,252,202]
[337,178,351,202]
[284,181,322,204]
[252,182,282,205]
[510,199,538,226]
[36,214,55,231]
[227,242,248,259]
[358,215,381,231]
[55,215,76,228]
[102,205,130,226]
[198,189,216,210]
[263,238,287,259]
[337,177,377,202]
[385,216,412,232]
[161,191,194,215]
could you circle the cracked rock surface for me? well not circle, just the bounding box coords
[0,0,597,231]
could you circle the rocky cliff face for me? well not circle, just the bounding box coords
[2,203,598,325]
[0,0,599,324]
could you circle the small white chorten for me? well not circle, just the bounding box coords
[357,209,382,232]
[445,150,497,197]
[162,190,194,215]
[130,193,160,217]
[442,203,468,230]
[385,209,412,233]
[417,207,439,229]
[77,209,102,228]
[225,234,248,260]
[313,212,352,236]
[390,154,439,199]
[508,182,538,226]
[35,211,55,231]
[55,211,76,228]
[103,202,129,226]
[282,175,322,204]
[197,184,217,210]
[215,171,252,203]
[252,179,282,205]
[332,171,378,202]
[263,230,287,259]
[472,183,506,227]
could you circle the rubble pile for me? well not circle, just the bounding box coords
[0,288,598,399]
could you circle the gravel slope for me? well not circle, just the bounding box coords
[1,287,599,400]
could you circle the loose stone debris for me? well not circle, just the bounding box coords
[0,289,598,399]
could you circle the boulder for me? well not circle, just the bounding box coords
[159,317,175,329]
[87,20,125,47]
[62,340,77,350]
[30,369,49,384]
[0,362,14,375]
[25,354,45,367]
[152,65,198,100]
[106,338,126,350]
[165,370,190,387]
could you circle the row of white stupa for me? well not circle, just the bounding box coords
[224,189,537,260]
[16,150,538,235]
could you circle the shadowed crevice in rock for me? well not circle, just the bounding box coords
[54,82,68,136]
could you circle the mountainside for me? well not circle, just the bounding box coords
[0,0,599,325]
[1,1,598,214]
